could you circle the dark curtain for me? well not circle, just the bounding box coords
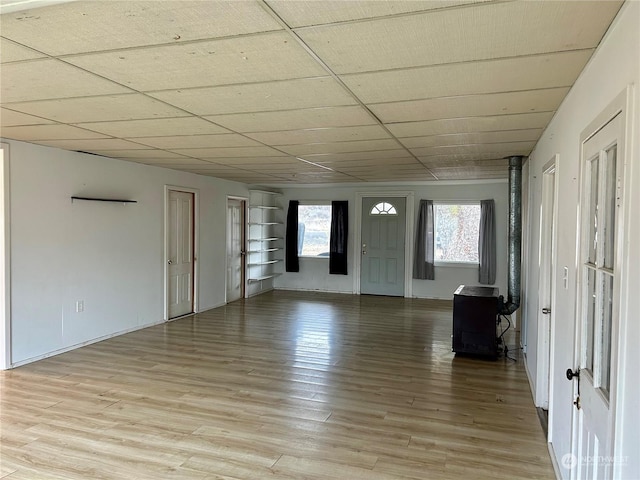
[329,201,348,275]
[285,200,299,272]
[478,199,496,284]
[413,199,435,280]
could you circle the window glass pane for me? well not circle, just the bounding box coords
[371,202,397,215]
[599,274,614,397]
[298,205,331,257]
[603,145,617,270]
[434,204,480,263]
[587,156,599,265]
[585,267,597,374]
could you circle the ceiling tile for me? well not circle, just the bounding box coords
[417,153,514,163]
[211,156,296,165]
[149,77,356,116]
[129,134,261,150]
[0,38,46,63]
[65,32,327,91]
[172,146,284,159]
[0,124,109,141]
[88,150,191,160]
[400,129,542,149]
[410,141,536,158]
[300,150,413,163]
[370,87,569,123]
[7,94,189,123]
[422,158,509,168]
[75,117,230,137]
[298,1,622,74]
[205,106,375,133]
[1,58,130,103]
[312,158,421,168]
[385,112,554,137]
[0,108,55,126]
[0,1,282,56]
[267,0,484,28]
[277,139,400,156]
[247,125,390,145]
[134,158,215,166]
[32,138,148,151]
[341,50,593,104]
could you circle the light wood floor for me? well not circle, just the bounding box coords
[0,291,554,479]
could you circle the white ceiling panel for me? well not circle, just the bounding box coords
[0,124,108,141]
[300,150,413,163]
[0,38,46,63]
[410,141,536,158]
[65,32,327,92]
[0,58,130,103]
[371,88,569,123]
[385,112,554,137]
[0,108,55,126]
[129,134,262,150]
[247,125,390,145]
[422,158,508,168]
[201,156,294,165]
[277,139,401,156]
[7,94,189,123]
[417,152,514,163]
[341,50,593,104]
[205,106,375,133]
[400,129,542,149]
[172,146,285,159]
[311,157,420,168]
[150,77,356,116]
[267,0,485,28]
[298,1,622,74]
[88,150,191,160]
[32,138,148,151]
[134,158,215,166]
[0,1,282,56]
[75,117,230,138]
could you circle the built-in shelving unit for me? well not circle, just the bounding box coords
[71,196,136,204]
[247,190,283,297]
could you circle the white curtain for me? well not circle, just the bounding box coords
[413,199,435,280]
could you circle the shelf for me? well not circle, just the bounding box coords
[249,237,281,242]
[249,222,283,226]
[248,247,281,253]
[249,205,282,211]
[248,260,282,266]
[71,196,136,204]
[248,273,281,283]
[248,189,281,196]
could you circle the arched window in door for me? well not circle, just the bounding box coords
[370,201,397,215]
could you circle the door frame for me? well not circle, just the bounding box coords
[570,86,633,478]
[226,195,248,303]
[537,155,559,411]
[354,191,414,298]
[0,143,11,370]
[164,185,199,321]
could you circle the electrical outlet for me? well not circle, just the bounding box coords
[76,301,84,313]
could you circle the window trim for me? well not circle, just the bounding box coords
[433,200,481,265]
[298,202,332,259]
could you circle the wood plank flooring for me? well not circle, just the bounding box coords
[0,291,554,479]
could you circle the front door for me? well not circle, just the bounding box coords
[360,197,406,296]
[167,190,194,319]
[226,198,245,303]
[571,113,623,479]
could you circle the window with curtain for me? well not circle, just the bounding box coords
[329,201,348,275]
[434,202,481,264]
[285,200,299,272]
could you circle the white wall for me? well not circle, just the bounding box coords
[524,2,639,477]
[2,139,248,366]
[274,182,508,301]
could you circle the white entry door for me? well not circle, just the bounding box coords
[571,114,623,479]
[360,197,406,296]
[168,190,194,319]
[226,198,245,303]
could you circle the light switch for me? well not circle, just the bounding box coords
[563,267,569,290]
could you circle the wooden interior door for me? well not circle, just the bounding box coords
[168,190,194,319]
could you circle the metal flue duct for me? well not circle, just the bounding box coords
[499,155,525,315]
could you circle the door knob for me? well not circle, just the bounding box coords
[566,368,580,380]
[542,307,551,314]
[168,260,173,265]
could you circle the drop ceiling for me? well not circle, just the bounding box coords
[0,0,624,184]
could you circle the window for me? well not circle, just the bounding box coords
[370,202,397,215]
[298,204,331,257]
[434,203,481,263]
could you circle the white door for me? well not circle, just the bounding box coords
[168,190,194,319]
[226,198,245,303]
[571,114,623,479]
[360,197,405,296]
[537,160,556,410]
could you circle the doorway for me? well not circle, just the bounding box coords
[0,143,10,370]
[571,112,624,479]
[360,197,406,296]
[165,188,196,319]
[226,197,246,303]
[537,157,557,413]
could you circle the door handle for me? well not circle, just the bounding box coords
[362,243,367,255]
[542,307,551,314]
[168,260,173,265]
[566,368,580,380]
